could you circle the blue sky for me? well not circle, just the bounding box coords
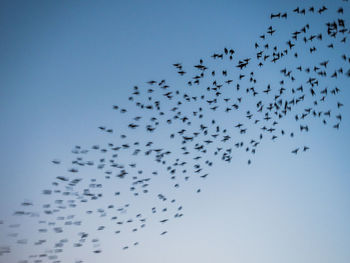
[0,0,350,262]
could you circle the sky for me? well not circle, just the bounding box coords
[0,0,350,262]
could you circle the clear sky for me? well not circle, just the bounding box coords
[0,0,350,263]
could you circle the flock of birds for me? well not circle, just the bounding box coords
[1,1,349,262]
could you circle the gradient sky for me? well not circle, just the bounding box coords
[0,0,350,263]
